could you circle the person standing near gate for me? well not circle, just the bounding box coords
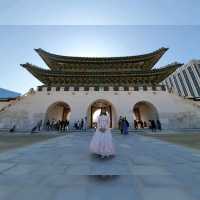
[80,118,84,131]
[37,120,42,131]
[84,116,88,131]
[118,116,123,134]
[157,119,162,131]
[66,120,70,132]
[46,120,50,131]
[123,117,129,135]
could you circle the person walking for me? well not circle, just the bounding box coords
[37,120,42,131]
[123,117,129,135]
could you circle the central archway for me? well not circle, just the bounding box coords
[45,102,71,124]
[87,99,117,128]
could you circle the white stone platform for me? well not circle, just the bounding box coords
[0,132,199,200]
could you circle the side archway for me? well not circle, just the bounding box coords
[44,101,71,125]
[133,101,159,127]
[87,99,117,128]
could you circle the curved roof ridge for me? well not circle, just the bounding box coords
[35,47,168,62]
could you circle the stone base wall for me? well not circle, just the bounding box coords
[0,89,200,131]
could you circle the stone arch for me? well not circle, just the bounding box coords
[87,99,117,128]
[133,101,159,127]
[44,101,71,126]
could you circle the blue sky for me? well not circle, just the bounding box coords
[0,1,199,93]
[0,25,200,94]
[0,0,200,25]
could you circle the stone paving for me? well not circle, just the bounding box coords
[0,132,200,200]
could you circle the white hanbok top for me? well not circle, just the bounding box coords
[97,115,110,130]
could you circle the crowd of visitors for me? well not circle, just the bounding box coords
[118,117,162,134]
[73,117,87,131]
[133,119,162,132]
[45,117,87,132]
[46,119,70,132]
[29,116,162,134]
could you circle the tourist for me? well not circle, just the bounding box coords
[74,121,77,129]
[51,119,56,131]
[62,120,66,132]
[65,119,69,132]
[134,120,138,129]
[122,117,129,135]
[157,119,162,131]
[61,120,65,132]
[58,120,62,131]
[77,120,80,130]
[37,120,42,131]
[61,120,66,132]
[89,108,115,158]
[118,116,123,134]
[66,120,69,132]
[59,120,63,132]
[138,120,141,128]
[55,121,59,131]
[151,120,156,132]
[57,121,60,130]
[80,118,84,131]
[46,120,50,131]
[140,120,144,129]
[31,125,37,133]
[56,120,60,131]
[9,124,16,133]
[84,116,87,131]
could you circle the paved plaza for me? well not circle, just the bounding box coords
[0,132,200,200]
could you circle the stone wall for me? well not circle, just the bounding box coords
[1,87,200,131]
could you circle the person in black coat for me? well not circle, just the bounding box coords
[134,120,138,129]
[46,120,50,131]
[157,119,162,131]
[9,125,16,133]
[151,120,156,132]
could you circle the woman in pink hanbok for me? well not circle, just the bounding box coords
[89,109,115,158]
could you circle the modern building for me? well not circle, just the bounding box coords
[1,48,200,131]
[162,60,200,100]
[0,88,20,110]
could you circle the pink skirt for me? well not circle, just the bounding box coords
[89,129,115,156]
